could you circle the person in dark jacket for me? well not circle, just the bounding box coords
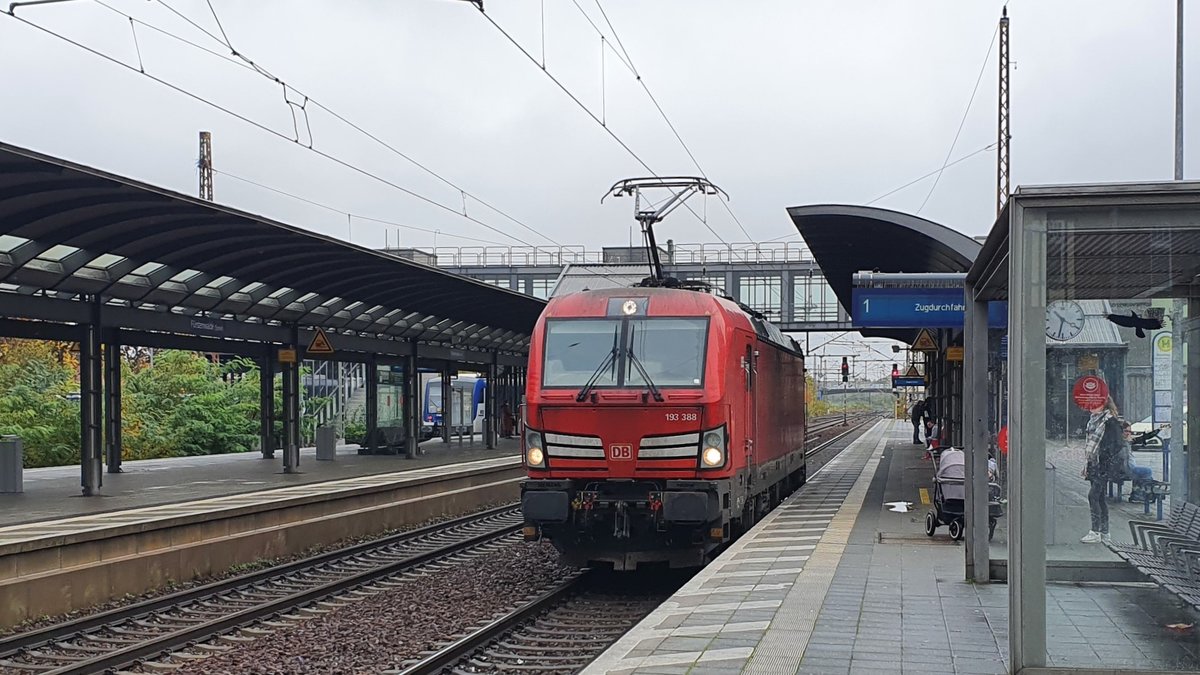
[910,399,928,444]
[1081,397,1123,544]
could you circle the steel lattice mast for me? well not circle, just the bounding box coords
[996,7,1010,216]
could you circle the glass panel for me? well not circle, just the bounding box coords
[1035,205,1200,670]
[542,319,621,387]
[85,253,124,269]
[376,367,405,448]
[37,244,79,261]
[793,272,840,322]
[738,274,782,319]
[169,269,202,283]
[0,234,30,252]
[625,318,709,387]
[131,262,164,276]
[529,278,554,300]
[203,275,235,289]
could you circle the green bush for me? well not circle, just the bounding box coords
[0,342,286,467]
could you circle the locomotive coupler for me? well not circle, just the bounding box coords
[613,501,631,539]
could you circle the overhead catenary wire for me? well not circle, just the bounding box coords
[916,21,1000,214]
[470,4,733,247]
[2,8,543,248]
[572,0,756,243]
[114,0,561,246]
[213,168,510,246]
[867,143,996,206]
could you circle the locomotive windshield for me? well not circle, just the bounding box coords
[543,317,708,388]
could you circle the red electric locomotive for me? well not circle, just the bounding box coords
[519,286,807,570]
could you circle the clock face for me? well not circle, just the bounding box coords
[1046,300,1085,341]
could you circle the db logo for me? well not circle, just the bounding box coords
[609,444,633,461]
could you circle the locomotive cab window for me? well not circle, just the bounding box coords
[542,319,622,387]
[542,317,709,388]
[625,318,708,387]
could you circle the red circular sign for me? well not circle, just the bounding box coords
[1072,376,1109,411]
[998,426,1008,456]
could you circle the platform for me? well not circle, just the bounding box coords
[585,420,1200,675]
[2,436,519,526]
[0,441,523,628]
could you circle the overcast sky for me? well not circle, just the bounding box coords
[2,0,1196,256]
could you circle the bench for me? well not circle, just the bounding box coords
[1107,501,1200,608]
[1109,478,1170,521]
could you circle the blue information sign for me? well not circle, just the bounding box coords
[892,377,926,387]
[852,287,1006,329]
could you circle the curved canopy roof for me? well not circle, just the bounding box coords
[0,142,544,352]
[787,204,982,338]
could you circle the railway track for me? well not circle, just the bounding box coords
[0,415,882,675]
[0,506,525,675]
[394,414,883,675]
[395,571,681,675]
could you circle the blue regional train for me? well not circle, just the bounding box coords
[421,375,487,441]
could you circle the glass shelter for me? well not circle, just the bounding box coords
[965,182,1200,673]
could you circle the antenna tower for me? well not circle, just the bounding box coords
[602,177,726,284]
[996,8,1011,216]
[198,131,214,201]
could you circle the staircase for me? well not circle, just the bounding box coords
[302,360,368,441]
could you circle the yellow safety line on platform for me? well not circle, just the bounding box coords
[919,487,931,505]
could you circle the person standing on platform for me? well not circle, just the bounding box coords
[911,398,927,445]
[500,402,513,438]
[1081,397,1123,544]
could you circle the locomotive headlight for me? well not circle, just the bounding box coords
[527,447,545,467]
[699,426,726,469]
[702,446,724,467]
[525,430,546,468]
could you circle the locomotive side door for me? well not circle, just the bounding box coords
[742,335,758,487]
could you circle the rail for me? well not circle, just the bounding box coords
[400,413,880,675]
[0,506,523,674]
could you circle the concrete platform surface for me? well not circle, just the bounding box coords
[585,420,1200,675]
[1,436,519,526]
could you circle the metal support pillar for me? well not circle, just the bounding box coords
[486,359,498,449]
[104,337,122,473]
[964,287,990,582]
[282,326,301,473]
[441,362,453,445]
[405,352,419,458]
[259,354,275,459]
[79,299,103,495]
[366,356,379,455]
[1188,299,1199,502]
[1009,205,1047,671]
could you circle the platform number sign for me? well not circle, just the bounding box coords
[609,444,633,461]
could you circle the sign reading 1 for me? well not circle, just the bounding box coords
[852,287,1006,329]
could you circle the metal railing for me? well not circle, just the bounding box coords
[433,242,812,268]
[303,360,368,438]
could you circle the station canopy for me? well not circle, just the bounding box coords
[787,204,983,339]
[0,142,545,354]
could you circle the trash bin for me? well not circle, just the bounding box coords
[316,426,337,461]
[0,435,22,493]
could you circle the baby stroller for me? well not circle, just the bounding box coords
[924,448,1004,541]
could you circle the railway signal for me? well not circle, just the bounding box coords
[841,357,849,383]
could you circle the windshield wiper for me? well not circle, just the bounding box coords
[576,326,619,402]
[626,324,664,402]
